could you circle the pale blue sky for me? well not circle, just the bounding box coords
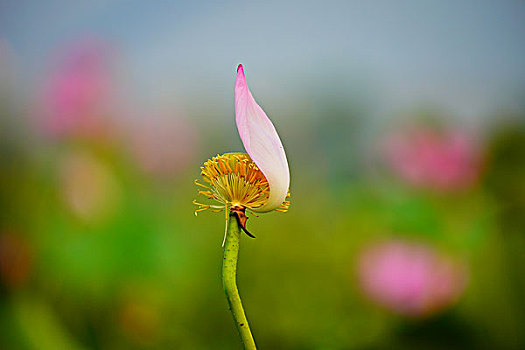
[1,0,524,122]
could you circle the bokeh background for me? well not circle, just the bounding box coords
[1,1,525,349]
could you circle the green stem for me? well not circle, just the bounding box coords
[222,211,257,349]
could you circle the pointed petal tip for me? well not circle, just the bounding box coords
[235,64,247,90]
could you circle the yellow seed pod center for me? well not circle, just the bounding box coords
[194,153,289,214]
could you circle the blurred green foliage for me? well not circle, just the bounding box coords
[1,92,525,350]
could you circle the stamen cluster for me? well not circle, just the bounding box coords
[194,153,289,214]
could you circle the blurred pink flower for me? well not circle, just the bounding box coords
[384,127,482,191]
[37,38,114,139]
[358,239,467,317]
[128,113,198,178]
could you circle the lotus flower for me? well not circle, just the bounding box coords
[358,239,468,317]
[194,65,290,232]
[384,126,482,191]
[36,39,114,139]
[194,65,291,348]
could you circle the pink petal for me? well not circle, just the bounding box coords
[235,64,290,212]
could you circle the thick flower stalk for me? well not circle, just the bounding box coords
[194,65,290,349]
[222,210,256,349]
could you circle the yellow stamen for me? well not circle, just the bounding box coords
[193,153,290,214]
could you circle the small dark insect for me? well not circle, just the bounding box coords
[230,206,256,238]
